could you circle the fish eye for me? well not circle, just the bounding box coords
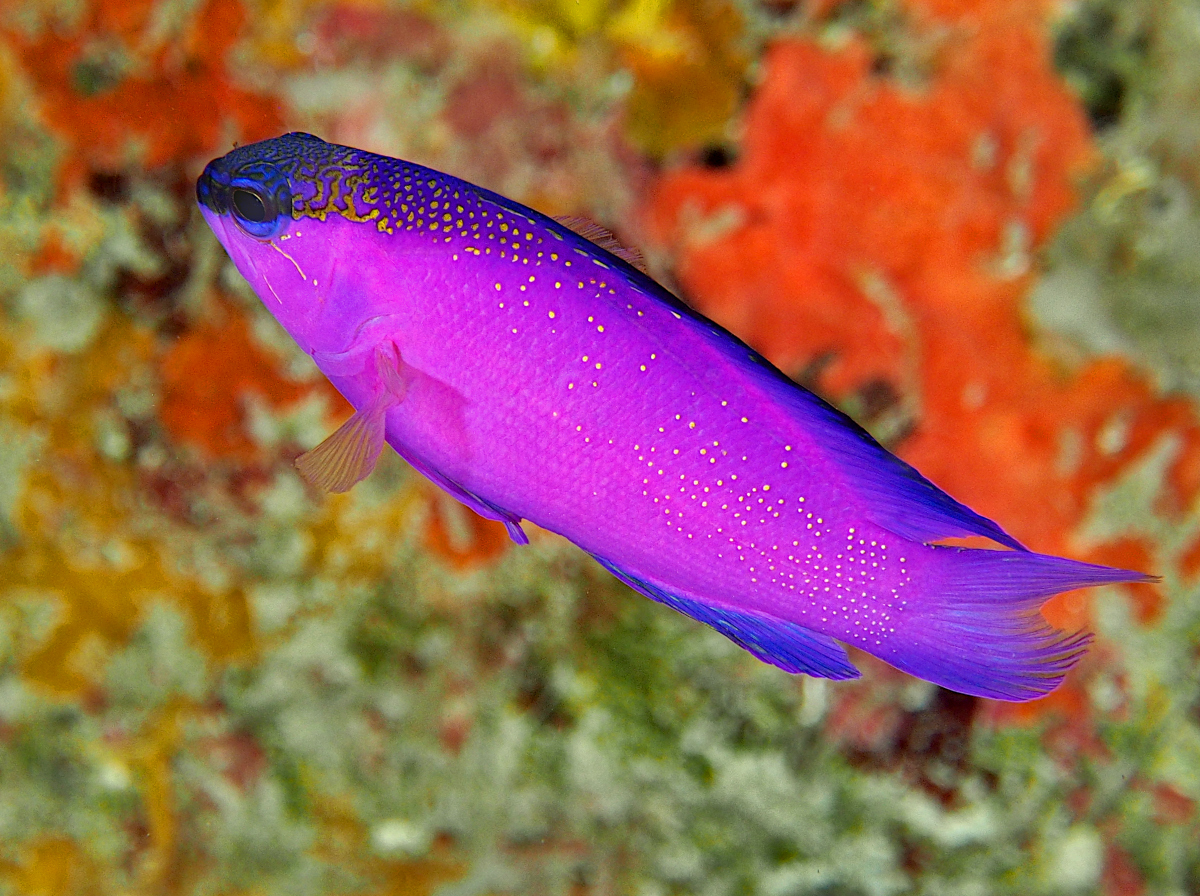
[232,188,269,223]
[226,170,288,239]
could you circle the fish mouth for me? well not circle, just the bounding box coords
[196,161,230,215]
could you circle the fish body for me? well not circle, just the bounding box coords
[197,133,1151,700]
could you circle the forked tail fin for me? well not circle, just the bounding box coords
[880,549,1157,701]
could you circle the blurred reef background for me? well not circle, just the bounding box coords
[1,0,1199,893]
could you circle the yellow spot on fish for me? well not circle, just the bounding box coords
[268,239,308,282]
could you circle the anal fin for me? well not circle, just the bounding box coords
[593,557,859,679]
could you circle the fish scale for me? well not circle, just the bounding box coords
[198,133,1154,701]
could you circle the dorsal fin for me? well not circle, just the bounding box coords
[553,214,648,273]
[654,294,1029,551]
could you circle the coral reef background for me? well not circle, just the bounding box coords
[0,0,1198,893]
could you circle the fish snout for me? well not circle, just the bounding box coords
[195,162,227,214]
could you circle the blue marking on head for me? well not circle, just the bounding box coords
[197,140,313,239]
[197,132,475,237]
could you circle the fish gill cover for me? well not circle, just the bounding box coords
[0,0,1197,895]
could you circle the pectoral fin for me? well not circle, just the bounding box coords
[295,403,389,493]
[297,342,407,493]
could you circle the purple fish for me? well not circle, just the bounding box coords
[197,133,1153,701]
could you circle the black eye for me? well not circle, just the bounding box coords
[232,188,269,223]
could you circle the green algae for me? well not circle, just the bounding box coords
[1036,0,1200,398]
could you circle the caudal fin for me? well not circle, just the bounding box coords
[882,549,1156,702]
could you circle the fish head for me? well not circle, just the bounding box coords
[197,133,366,352]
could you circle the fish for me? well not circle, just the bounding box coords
[196,133,1154,702]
